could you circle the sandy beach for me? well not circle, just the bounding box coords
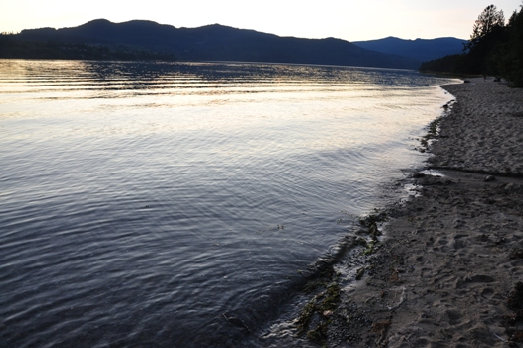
[290,79,523,347]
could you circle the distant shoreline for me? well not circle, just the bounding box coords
[0,36,176,61]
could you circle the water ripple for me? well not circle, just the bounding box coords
[0,60,457,346]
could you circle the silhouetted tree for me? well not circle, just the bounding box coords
[495,3,523,85]
[462,5,506,75]
[467,4,505,50]
[421,2,523,85]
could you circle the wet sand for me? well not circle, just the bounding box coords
[292,79,523,347]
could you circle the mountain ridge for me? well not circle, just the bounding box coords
[353,36,467,64]
[2,19,464,69]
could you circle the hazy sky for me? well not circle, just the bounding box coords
[1,0,522,41]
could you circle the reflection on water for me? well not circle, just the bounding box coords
[0,60,456,346]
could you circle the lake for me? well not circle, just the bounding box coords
[0,60,456,346]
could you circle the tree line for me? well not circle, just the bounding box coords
[420,3,523,86]
[0,34,175,61]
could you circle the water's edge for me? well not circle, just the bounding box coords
[249,85,459,346]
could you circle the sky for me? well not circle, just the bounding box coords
[1,0,522,41]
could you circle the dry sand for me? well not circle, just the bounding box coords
[289,79,523,347]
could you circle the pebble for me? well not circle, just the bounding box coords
[484,175,495,182]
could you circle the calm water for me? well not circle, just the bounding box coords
[0,60,455,346]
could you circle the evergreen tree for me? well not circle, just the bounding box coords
[467,4,505,50]
[496,4,523,85]
[421,2,523,86]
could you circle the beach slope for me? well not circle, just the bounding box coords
[324,79,523,347]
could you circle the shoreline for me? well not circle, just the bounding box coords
[286,78,523,347]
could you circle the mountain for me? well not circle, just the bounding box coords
[353,36,467,64]
[2,19,420,69]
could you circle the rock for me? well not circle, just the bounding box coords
[508,282,523,313]
[355,267,365,280]
[509,248,523,260]
[484,175,496,182]
[504,182,516,193]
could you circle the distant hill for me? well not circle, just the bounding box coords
[353,36,467,64]
[1,19,421,69]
